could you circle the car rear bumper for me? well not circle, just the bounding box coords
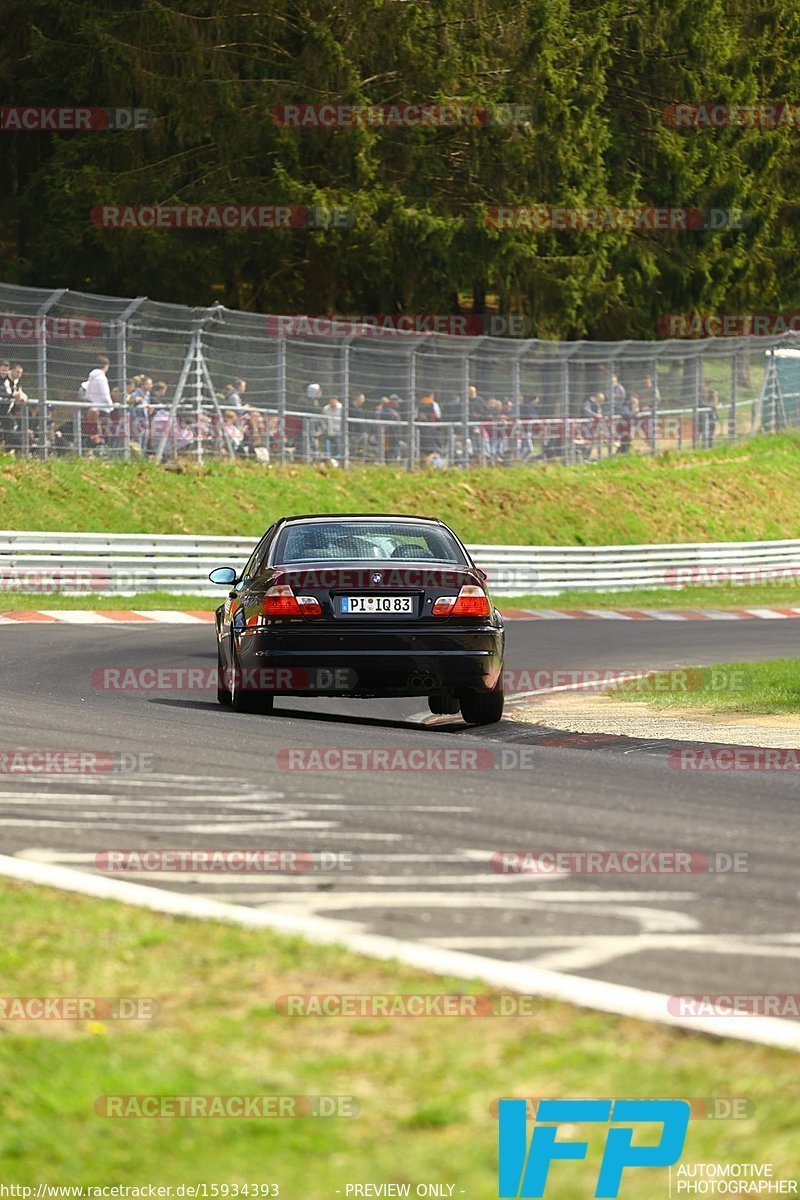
[235,624,504,696]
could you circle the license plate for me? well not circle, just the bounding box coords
[341,595,414,615]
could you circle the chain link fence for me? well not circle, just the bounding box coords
[1,281,797,467]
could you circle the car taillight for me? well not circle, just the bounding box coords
[432,585,490,618]
[262,585,321,618]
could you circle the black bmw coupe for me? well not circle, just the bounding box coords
[210,514,505,724]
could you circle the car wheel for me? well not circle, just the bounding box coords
[230,644,274,714]
[217,642,232,706]
[428,691,460,715]
[460,686,504,726]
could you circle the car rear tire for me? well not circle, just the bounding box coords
[428,691,460,715]
[230,646,274,714]
[460,687,504,726]
[217,643,231,706]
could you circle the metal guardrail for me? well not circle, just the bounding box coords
[1,531,799,596]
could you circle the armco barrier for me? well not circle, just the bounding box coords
[1,531,800,596]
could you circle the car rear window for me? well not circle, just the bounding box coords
[274,521,466,564]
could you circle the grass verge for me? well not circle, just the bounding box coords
[503,584,800,609]
[610,659,800,715]
[0,879,797,1192]
[2,434,800,544]
[0,584,797,612]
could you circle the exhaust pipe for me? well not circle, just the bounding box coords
[408,672,437,691]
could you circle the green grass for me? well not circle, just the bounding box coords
[0,583,797,612]
[0,591,217,610]
[503,583,800,609]
[3,433,800,544]
[0,879,797,1192]
[610,659,800,715]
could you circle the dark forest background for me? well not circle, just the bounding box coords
[2,0,799,338]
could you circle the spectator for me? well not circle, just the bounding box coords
[609,372,626,418]
[223,382,243,409]
[0,359,12,402]
[306,382,322,409]
[10,364,27,403]
[82,355,114,412]
[616,393,639,455]
[219,408,244,453]
[240,404,267,459]
[441,392,463,421]
[698,388,719,449]
[0,359,15,447]
[479,397,509,464]
[127,375,146,403]
[375,394,401,461]
[640,374,661,410]
[416,392,441,455]
[83,407,107,454]
[467,384,487,421]
[350,391,370,459]
[129,387,152,455]
[321,395,343,462]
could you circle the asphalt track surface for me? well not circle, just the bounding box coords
[1,619,799,1020]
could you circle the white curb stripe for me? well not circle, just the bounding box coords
[1,853,797,1052]
[0,608,799,624]
[130,610,207,623]
[37,609,114,624]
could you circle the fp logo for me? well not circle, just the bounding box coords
[498,1098,689,1198]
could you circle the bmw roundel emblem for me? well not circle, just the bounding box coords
[371,572,382,584]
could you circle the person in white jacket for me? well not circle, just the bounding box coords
[82,355,114,411]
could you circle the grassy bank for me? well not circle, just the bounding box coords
[0,879,797,1192]
[611,659,800,715]
[2,434,800,544]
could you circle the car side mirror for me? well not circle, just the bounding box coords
[209,566,238,585]
[474,566,488,582]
